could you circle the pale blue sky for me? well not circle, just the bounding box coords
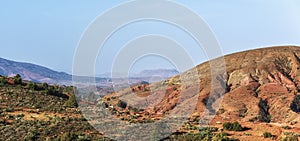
[1,1,300,74]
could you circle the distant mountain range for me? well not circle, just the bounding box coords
[0,57,71,84]
[97,69,179,79]
[134,69,179,78]
[0,57,179,84]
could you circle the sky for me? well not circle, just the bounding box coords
[1,1,300,75]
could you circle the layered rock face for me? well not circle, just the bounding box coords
[102,46,300,128]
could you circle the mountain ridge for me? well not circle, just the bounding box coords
[0,57,71,84]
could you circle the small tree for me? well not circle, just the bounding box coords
[65,94,78,108]
[0,77,7,86]
[13,74,22,85]
[42,82,48,90]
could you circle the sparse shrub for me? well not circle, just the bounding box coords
[59,132,77,141]
[16,114,25,118]
[165,128,237,141]
[281,132,299,141]
[5,107,14,112]
[223,121,243,131]
[238,107,248,117]
[282,125,292,130]
[143,87,150,92]
[179,131,212,141]
[24,130,39,141]
[218,108,225,114]
[97,101,108,108]
[25,83,35,90]
[0,119,5,124]
[281,96,287,101]
[213,132,237,141]
[244,133,252,136]
[29,110,35,113]
[117,100,127,109]
[263,132,273,138]
[267,115,272,121]
[128,106,139,113]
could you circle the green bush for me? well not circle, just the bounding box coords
[65,94,78,108]
[13,74,22,85]
[263,132,272,138]
[117,100,127,109]
[42,83,48,90]
[26,82,42,91]
[0,77,7,86]
[282,125,292,130]
[223,122,243,131]
[25,83,35,90]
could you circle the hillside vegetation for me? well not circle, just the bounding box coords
[0,75,111,140]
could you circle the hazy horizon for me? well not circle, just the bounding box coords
[1,1,300,74]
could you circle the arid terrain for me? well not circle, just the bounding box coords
[1,46,300,140]
[101,46,300,140]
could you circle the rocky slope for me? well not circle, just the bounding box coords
[102,46,300,140]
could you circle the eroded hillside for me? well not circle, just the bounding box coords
[102,46,300,140]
